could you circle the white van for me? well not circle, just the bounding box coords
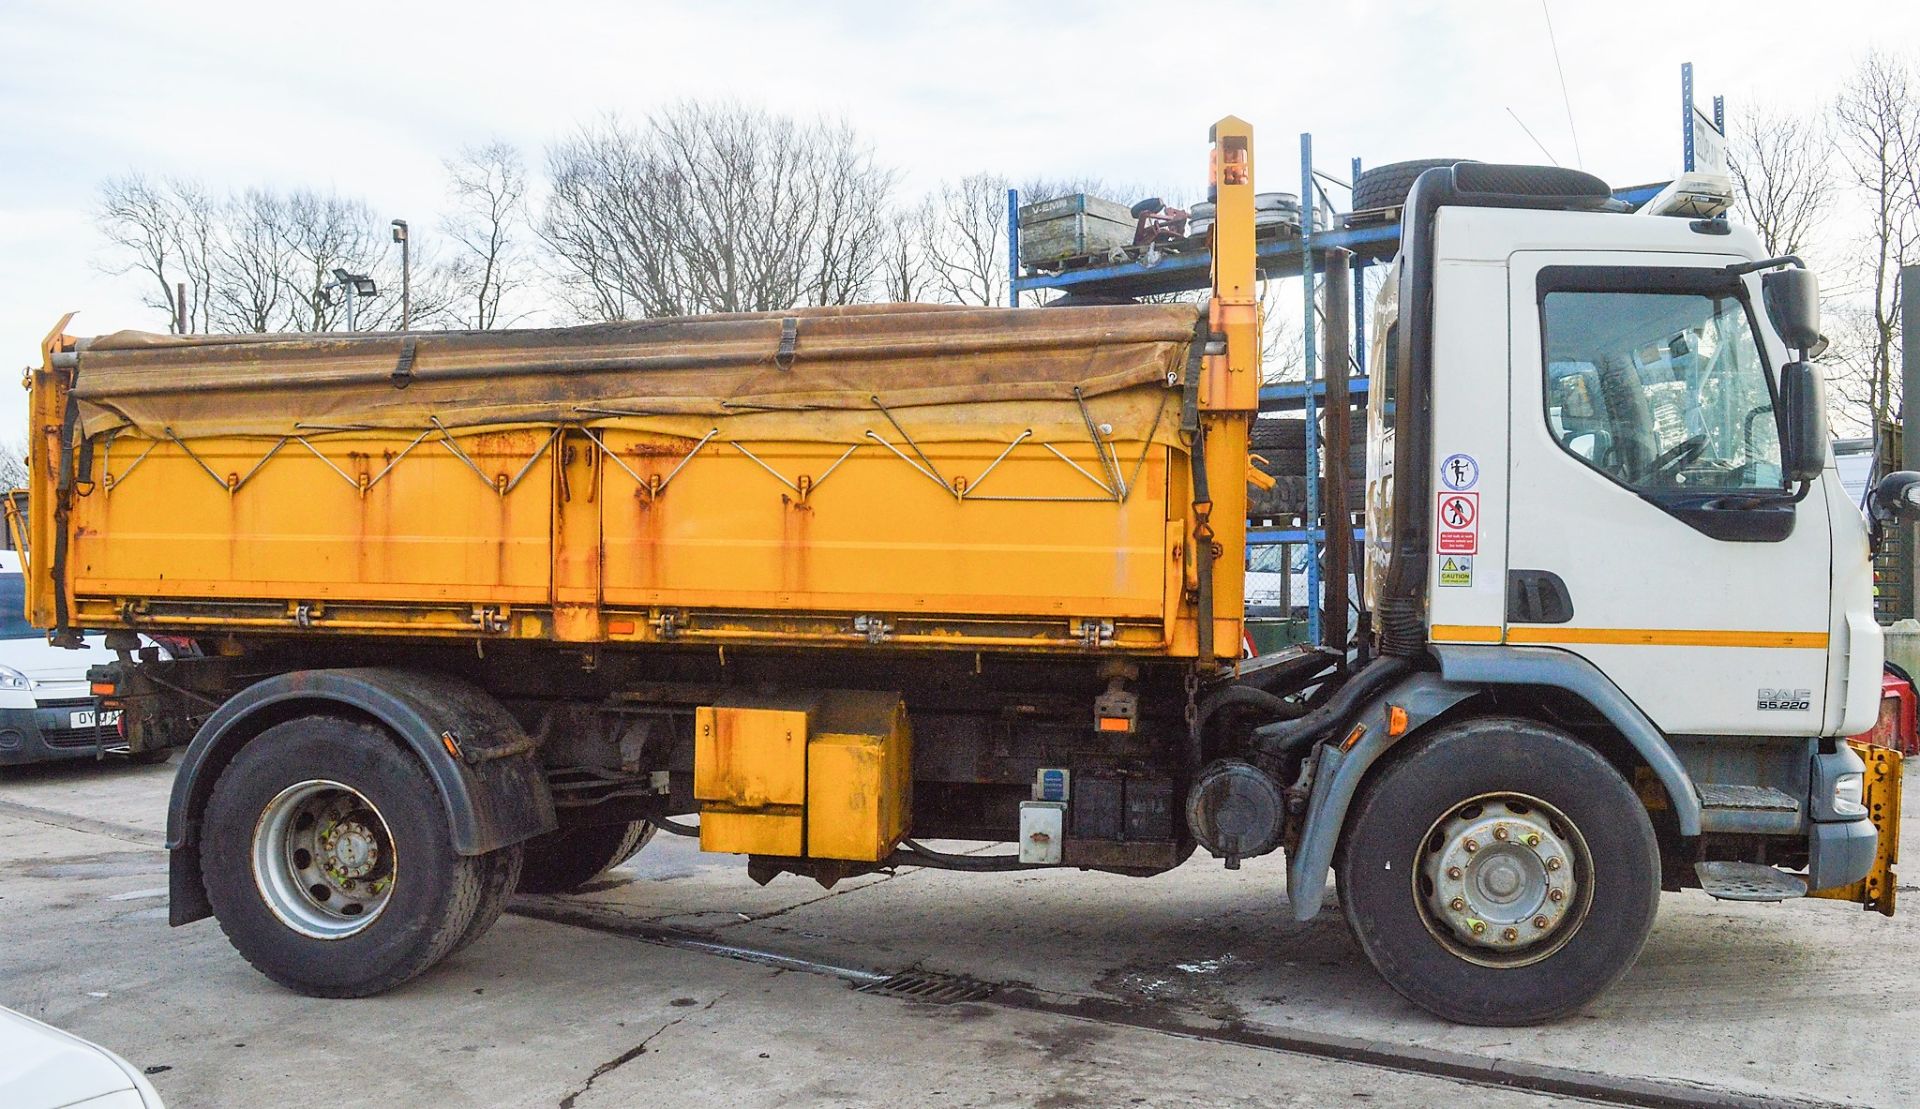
[0,551,166,767]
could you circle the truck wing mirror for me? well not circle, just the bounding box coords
[1778,360,1828,484]
[1762,268,1821,353]
[1871,471,1920,525]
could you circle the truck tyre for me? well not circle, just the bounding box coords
[515,821,655,895]
[200,716,487,998]
[1352,158,1477,212]
[1335,716,1659,1025]
[447,841,525,958]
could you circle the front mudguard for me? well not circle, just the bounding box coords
[1285,673,1476,921]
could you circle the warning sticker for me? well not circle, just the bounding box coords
[1440,453,1479,491]
[1436,492,1478,554]
[1437,555,1473,587]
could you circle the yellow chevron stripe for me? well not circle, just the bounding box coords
[1506,626,1828,648]
[1428,625,1828,648]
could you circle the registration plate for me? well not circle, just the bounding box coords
[68,709,122,729]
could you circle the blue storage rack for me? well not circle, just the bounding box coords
[1004,65,1707,648]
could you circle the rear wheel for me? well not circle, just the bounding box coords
[448,840,525,957]
[1336,716,1659,1025]
[200,716,493,997]
[515,821,654,895]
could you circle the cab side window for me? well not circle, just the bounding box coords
[1540,288,1784,495]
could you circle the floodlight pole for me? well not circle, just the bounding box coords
[391,219,411,330]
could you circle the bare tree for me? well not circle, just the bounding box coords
[1728,104,1835,259]
[1822,300,1888,436]
[0,437,27,490]
[95,174,190,332]
[1833,51,1920,433]
[97,176,454,334]
[540,102,897,320]
[805,121,894,306]
[443,141,531,329]
[877,199,935,302]
[209,188,294,333]
[923,173,1010,306]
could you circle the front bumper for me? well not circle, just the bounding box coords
[1808,743,1902,916]
[0,701,124,766]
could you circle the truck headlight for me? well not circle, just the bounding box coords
[1832,771,1867,818]
[0,666,30,691]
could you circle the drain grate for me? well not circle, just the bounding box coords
[857,970,997,1004]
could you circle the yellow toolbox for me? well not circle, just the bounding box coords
[694,691,910,862]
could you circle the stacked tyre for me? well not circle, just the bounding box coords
[1249,412,1367,521]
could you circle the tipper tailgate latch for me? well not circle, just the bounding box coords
[853,615,893,644]
[1077,618,1116,648]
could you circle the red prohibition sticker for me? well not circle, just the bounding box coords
[1436,491,1478,554]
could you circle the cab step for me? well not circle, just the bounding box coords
[1697,783,1801,834]
[1694,861,1808,902]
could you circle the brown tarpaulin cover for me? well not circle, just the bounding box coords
[70,303,1199,445]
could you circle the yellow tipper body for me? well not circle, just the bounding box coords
[29,303,1219,657]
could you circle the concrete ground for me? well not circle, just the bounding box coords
[0,757,1910,1108]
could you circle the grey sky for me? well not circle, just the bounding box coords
[2,0,1913,431]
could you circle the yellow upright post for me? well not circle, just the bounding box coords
[27,316,75,633]
[1201,118,1260,665]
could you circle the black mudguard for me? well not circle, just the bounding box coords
[165,667,555,925]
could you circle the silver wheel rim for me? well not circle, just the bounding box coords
[251,779,395,940]
[1414,792,1592,968]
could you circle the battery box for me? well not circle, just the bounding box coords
[694,690,911,862]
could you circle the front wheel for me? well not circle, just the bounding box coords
[200,716,497,997]
[1336,716,1660,1025]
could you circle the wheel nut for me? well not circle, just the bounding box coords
[1525,833,1541,847]
[1449,897,1467,911]
[1534,915,1550,929]
[1545,857,1562,872]
[1446,866,1462,880]
[1502,927,1518,941]
[1471,921,1486,935]
[1548,888,1565,902]
[1464,839,1478,853]
[1493,826,1509,841]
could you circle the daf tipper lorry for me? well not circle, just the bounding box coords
[22,119,1906,1025]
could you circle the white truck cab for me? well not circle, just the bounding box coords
[1250,160,1902,1025]
[1375,206,1881,738]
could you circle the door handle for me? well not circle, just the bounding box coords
[1507,570,1574,624]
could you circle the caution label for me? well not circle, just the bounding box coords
[1436,492,1478,554]
[1437,555,1473,587]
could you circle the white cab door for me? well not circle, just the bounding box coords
[1504,251,1831,735]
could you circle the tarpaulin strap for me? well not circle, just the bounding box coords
[52,384,80,636]
[391,338,418,389]
[775,317,799,370]
[1181,306,1216,663]
[1179,304,1210,437]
